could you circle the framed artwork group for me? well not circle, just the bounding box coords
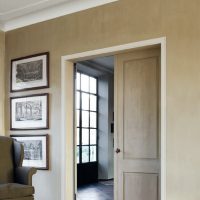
[10,52,50,170]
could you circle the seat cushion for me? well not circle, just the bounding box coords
[0,183,34,199]
[4,197,33,200]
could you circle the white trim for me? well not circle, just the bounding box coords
[160,37,167,200]
[61,58,67,200]
[1,0,117,32]
[0,0,49,16]
[61,37,167,200]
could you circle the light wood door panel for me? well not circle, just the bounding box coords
[115,48,160,200]
[124,57,158,159]
[124,173,158,200]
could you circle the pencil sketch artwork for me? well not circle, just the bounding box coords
[22,140,43,161]
[11,135,48,169]
[16,59,43,83]
[15,100,42,122]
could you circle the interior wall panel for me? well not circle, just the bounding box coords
[124,173,158,200]
[4,0,200,199]
[0,31,5,136]
[123,56,158,159]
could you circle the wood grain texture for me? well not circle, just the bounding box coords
[124,173,158,200]
[115,48,160,200]
[116,48,160,159]
[123,56,158,159]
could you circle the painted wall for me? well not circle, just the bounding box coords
[4,0,200,199]
[108,74,114,179]
[0,31,5,136]
[98,74,114,180]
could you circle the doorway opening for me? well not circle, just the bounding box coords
[75,56,114,200]
[61,37,166,200]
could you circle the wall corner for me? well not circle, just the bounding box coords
[0,30,5,136]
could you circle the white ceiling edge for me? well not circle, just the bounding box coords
[1,0,117,32]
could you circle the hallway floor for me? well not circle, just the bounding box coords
[77,181,114,200]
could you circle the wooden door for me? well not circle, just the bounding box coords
[114,47,160,200]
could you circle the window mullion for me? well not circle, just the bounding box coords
[89,77,91,162]
[96,78,98,163]
[79,74,82,164]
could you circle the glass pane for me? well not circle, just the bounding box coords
[82,129,89,145]
[90,77,97,93]
[77,128,80,145]
[81,74,89,92]
[90,112,97,128]
[82,93,89,110]
[90,129,97,145]
[90,95,97,111]
[82,111,89,127]
[82,146,89,163]
[90,146,97,162]
[76,146,80,164]
[76,110,80,127]
[76,92,80,109]
[76,73,80,90]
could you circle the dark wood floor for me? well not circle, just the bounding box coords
[77,181,114,200]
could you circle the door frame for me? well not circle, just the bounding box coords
[60,37,166,200]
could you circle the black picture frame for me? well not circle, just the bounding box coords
[11,52,49,92]
[10,134,49,170]
[10,93,49,130]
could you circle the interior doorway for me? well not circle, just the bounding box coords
[75,56,114,200]
[60,37,166,200]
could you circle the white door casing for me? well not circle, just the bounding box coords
[61,37,166,200]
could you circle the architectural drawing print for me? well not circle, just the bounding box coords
[11,93,48,130]
[11,52,49,92]
[15,100,42,121]
[22,140,43,161]
[10,134,49,169]
[16,60,43,83]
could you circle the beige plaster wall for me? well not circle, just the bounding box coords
[5,0,200,199]
[0,31,5,136]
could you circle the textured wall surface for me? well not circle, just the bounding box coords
[98,74,114,180]
[0,31,5,136]
[4,0,200,199]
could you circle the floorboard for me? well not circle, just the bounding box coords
[77,181,114,200]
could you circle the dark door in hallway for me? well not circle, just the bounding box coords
[76,72,98,186]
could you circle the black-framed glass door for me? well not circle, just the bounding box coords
[76,71,98,185]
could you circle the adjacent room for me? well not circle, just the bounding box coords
[75,56,114,200]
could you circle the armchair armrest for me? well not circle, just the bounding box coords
[15,167,37,185]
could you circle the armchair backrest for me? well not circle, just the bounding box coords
[0,136,14,183]
[13,139,24,168]
[0,136,24,184]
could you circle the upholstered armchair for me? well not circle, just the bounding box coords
[0,136,37,200]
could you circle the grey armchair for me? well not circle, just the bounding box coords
[0,136,37,200]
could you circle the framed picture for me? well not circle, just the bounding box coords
[10,93,49,130]
[10,134,49,170]
[11,52,49,92]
